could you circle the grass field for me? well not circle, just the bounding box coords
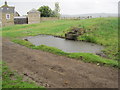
[1,17,119,67]
[1,17,119,88]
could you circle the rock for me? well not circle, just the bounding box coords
[23,73,28,76]
[43,83,50,87]
[24,38,28,41]
[96,52,108,58]
[65,33,77,40]
[97,63,100,66]
[64,81,68,85]
[65,27,86,40]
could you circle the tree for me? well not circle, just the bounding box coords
[50,11,56,17]
[38,6,52,17]
[54,2,60,17]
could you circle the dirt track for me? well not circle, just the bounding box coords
[2,38,118,88]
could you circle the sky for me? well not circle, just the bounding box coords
[0,0,119,16]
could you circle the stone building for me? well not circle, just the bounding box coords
[0,2,41,27]
[14,11,20,17]
[0,1,15,27]
[27,9,40,24]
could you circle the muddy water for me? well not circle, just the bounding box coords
[26,35,104,53]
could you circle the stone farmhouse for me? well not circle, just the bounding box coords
[0,1,40,27]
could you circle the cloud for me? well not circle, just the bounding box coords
[0,0,119,15]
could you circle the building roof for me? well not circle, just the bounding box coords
[0,7,14,13]
[27,8,40,13]
[0,1,14,8]
[14,11,20,16]
[14,16,27,19]
[0,1,14,13]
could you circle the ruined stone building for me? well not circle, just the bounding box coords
[0,1,41,27]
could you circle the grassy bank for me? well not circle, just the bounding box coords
[77,18,118,60]
[1,17,118,60]
[1,17,118,68]
[1,20,80,38]
[13,39,119,68]
[2,61,44,88]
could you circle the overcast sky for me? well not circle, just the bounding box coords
[0,0,119,16]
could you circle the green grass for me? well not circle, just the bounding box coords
[2,61,45,88]
[1,18,119,88]
[1,17,119,67]
[1,20,80,38]
[77,18,118,60]
[12,39,119,68]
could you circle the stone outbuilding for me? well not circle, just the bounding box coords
[27,9,40,24]
[0,1,15,27]
[0,2,41,27]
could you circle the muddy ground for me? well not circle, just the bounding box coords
[2,38,118,88]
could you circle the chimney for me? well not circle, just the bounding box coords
[5,1,7,5]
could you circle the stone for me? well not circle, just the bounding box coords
[24,38,28,41]
[65,27,86,40]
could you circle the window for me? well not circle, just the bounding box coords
[6,14,10,19]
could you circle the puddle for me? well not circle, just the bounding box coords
[25,35,104,53]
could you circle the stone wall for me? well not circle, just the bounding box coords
[60,16,92,20]
[2,13,14,27]
[60,17,80,20]
[28,12,40,24]
[40,17,59,21]
[14,17,28,24]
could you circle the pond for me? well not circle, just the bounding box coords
[25,35,104,54]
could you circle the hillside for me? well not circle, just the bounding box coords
[2,17,118,60]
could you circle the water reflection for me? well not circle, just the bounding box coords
[25,35,104,53]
